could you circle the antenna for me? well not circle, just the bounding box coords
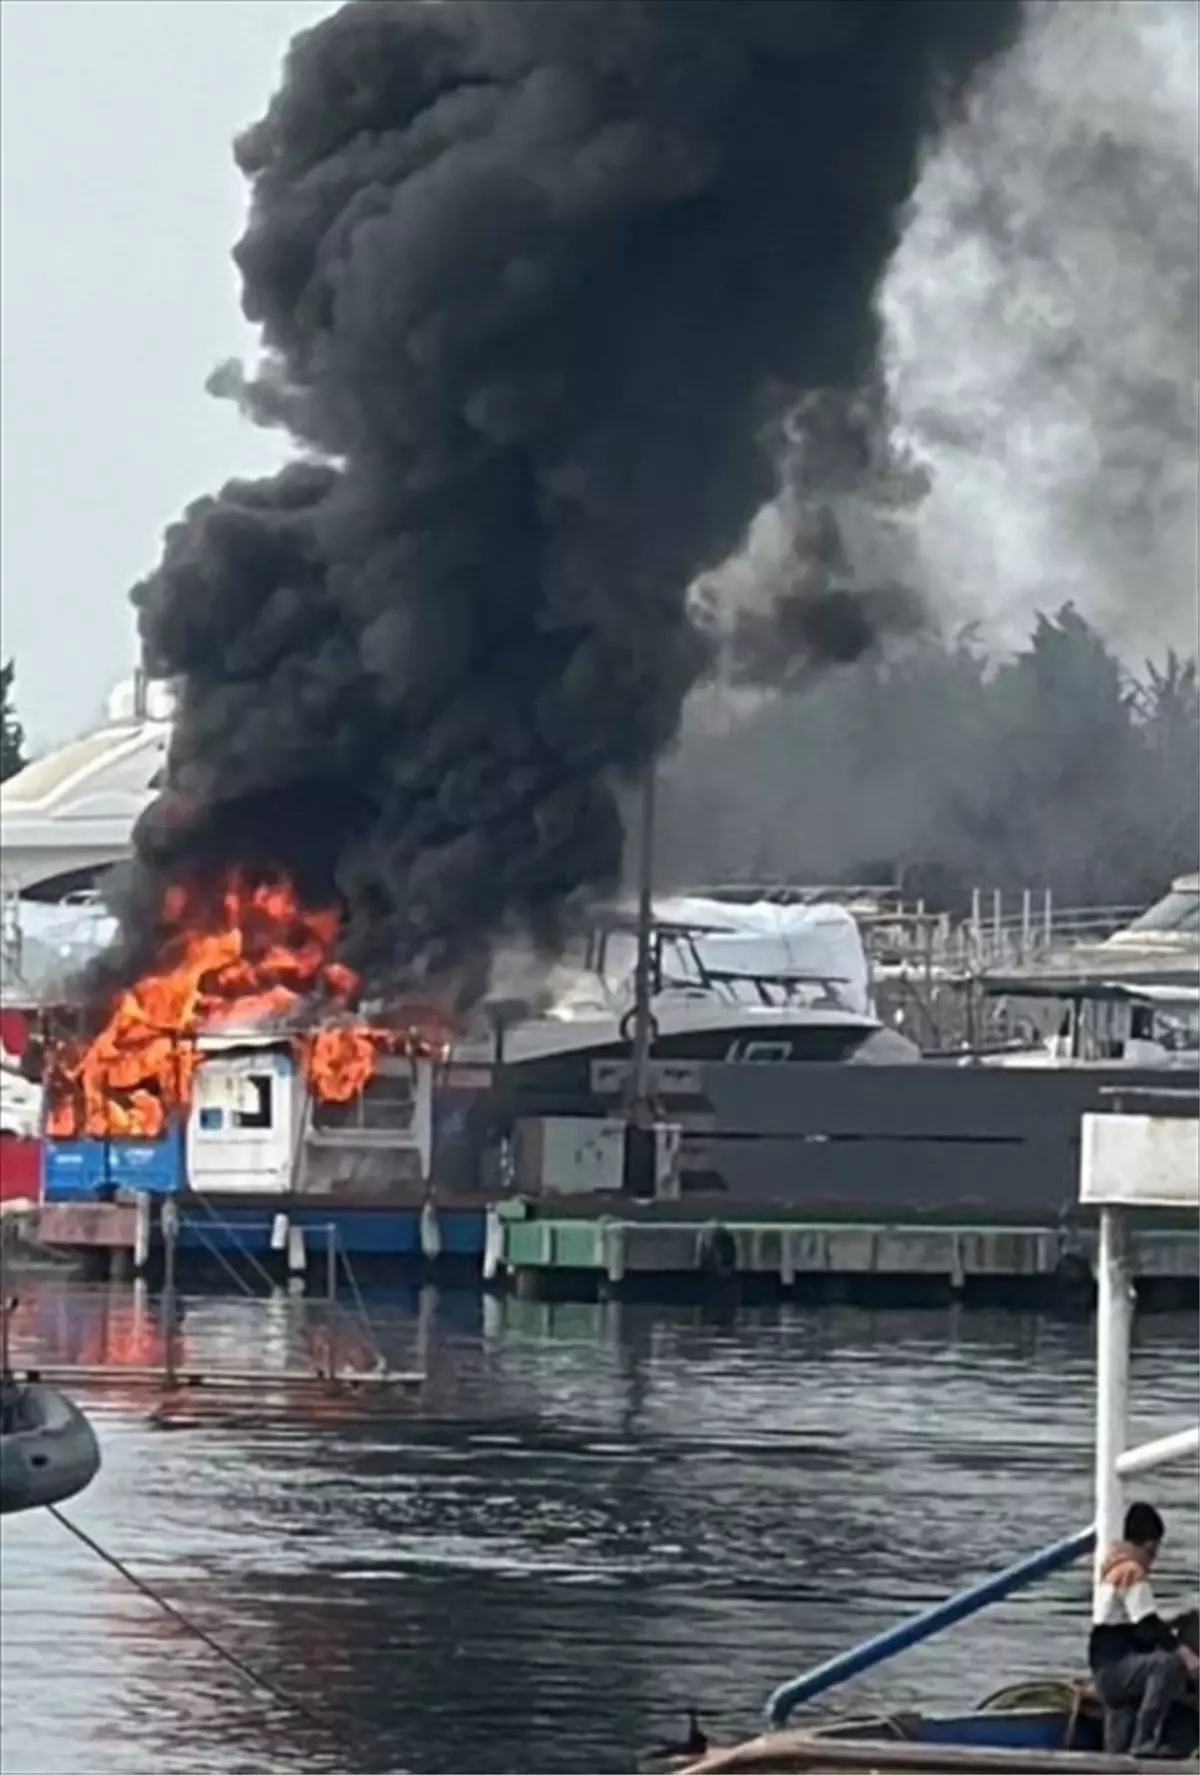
[131,638,149,721]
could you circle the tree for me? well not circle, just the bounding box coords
[0,659,27,782]
[659,605,1199,910]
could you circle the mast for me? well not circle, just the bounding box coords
[629,764,657,1111]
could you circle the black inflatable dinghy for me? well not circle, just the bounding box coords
[0,1378,102,1515]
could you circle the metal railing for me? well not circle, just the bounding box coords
[863,896,1147,977]
[687,882,1150,976]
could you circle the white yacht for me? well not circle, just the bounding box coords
[457,894,921,1072]
[0,678,170,902]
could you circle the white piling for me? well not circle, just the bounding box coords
[1093,1206,1133,1598]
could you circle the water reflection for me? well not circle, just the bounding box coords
[2,1283,1196,1775]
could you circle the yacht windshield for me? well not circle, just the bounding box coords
[1125,890,1199,935]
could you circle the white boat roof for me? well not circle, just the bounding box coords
[982,975,1199,1006]
[0,681,170,896]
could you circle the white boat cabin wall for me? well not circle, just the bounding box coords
[187,1036,434,1197]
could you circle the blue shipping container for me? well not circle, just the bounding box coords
[43,1136,183,1200]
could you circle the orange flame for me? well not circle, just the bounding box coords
[43,873,454,1141]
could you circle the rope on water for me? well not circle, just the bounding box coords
[182,1215,265,1302]
[332,1232,385,1370]
[48,1505,349,1739]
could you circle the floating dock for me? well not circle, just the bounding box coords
[13,1193,1198,1306]
[489,1202,1198,1303]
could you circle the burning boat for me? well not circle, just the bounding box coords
[37,872,465,1261]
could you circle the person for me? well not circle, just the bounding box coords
[1089,1502,1200,1756]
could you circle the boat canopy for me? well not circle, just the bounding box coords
[981,975,1199,1005]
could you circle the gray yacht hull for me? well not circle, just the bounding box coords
[441,1049,1195,1221]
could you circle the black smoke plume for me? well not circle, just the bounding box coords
[102,0,1020,1001]
[687,385,933,688]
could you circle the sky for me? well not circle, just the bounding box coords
[0,0,334,753]
[2,1,1194,758]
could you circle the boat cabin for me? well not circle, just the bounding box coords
[40,1030,435,1207]
[979,977,1200,1068]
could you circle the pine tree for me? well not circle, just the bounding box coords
[0,659,27,782]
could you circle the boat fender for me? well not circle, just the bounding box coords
[420,1200,442,1261]
[1051,1251,1093,1303]
[695,1222,738,1280]
[619,1007,661,1047]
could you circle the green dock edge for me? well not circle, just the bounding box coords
[492,1199,1199,1287]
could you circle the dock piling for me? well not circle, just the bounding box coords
[1093,1205,1133,1581]
[161,1197,179,1390]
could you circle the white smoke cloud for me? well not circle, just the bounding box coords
[880,0,1200,660]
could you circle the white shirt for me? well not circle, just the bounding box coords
[1093,1548,1159,1628]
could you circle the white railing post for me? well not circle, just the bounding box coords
[1093,1204,1133,1601]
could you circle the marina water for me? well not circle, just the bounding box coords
[1,1282,1196,1775]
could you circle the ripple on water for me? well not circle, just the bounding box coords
[0,1289,1195,1775]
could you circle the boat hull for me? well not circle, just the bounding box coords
[484,1053,1198,1220]
[667,1687,1198,1774]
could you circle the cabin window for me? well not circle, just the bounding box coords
[311,1069,415,1134]
[735,1039,793,1062]
[233,1075,273,1131]
[1126,890,1199,935]
[198,1107,224,1132]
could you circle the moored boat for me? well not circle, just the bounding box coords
[0,1377,102,1514]
[0,1292,101,1514]
[660,1092,1200,1775]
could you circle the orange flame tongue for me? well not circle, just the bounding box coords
[48,872,365,1139]
[302,1025,377,1103]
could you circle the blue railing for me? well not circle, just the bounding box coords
[765,1526,1094,1729]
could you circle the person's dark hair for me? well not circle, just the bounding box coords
[1124,1502,1165,1545]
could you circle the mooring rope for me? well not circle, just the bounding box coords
[190,1191,280,1295]
[182,1215,264,1301]
[48,1504,346,1738]
[334,1237,385,1369]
